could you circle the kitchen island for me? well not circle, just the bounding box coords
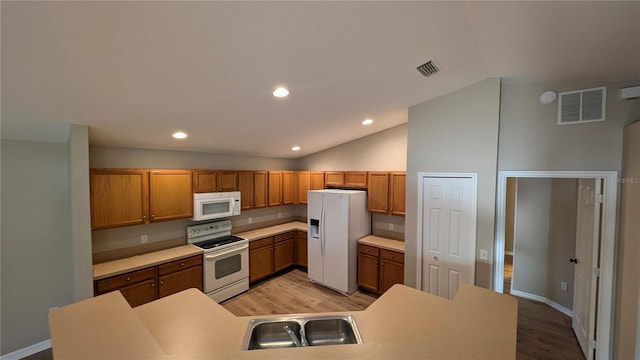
[49,283,517,359]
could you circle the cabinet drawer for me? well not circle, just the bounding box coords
[250,237,274,250]
[274,232,295,243]
[358,244,379,257]
[380,249,404,263]
[297,231,307,240]
[158,255,203,276]
[96,267,156,294]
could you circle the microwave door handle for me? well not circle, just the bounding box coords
[205,244,249,259]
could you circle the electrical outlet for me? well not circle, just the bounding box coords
[140,234,148,243]
[278,212,282,218]
[561,282,568,292]
[388,223,394,230]
[479,249,488,260]
[248,217,253,224]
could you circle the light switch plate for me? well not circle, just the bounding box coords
[479,249,488,260]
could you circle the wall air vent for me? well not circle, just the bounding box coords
[558,86,607,125]
[416,59,440,78]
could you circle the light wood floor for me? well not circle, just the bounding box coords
[222,269,378,315]
[504,254,586,360]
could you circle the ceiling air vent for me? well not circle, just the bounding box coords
[416,59,440,78]
[558,86,607,125]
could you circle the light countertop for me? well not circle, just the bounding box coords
[49,283,517,359]
[235,221,307,241]
[358,235,405,253]
[93,245,203,280]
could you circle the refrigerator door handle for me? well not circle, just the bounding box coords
[320,206,325,257]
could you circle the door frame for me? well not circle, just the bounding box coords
[416,172,478,292]
[494,170,618,360]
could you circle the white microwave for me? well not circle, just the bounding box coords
[193,191,241,221]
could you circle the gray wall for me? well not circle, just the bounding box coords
[1,140,74,354]
[297,124,407,171]
[498,80,639,172]
[504,177,516,253]
[546,178,577,310]
[406,78,501,289]
[512,178,551,297]
[69,125,93,301]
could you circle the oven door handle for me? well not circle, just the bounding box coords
[205,244,249,260]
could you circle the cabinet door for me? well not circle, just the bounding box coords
[358,252,379,294]
[249,245,273,283]
[296,231,308,268]
[310,171,325,190]
[367,172,390,214]
[149,170,193,222]
[253,171,268,209]
[345,171,368,188]
[193,170,218,193]
[389,172,406,216]
[297,171,311,205]
[90,169,149,229]
[158,265,203,298]
[268,171,283,207]
[219,171,239,191]
[274,239,294,272]
[379,260,404,294]
[282,171,295,205]
[325,171,345,187]
[119,279,158,308]
[238,171,254,210]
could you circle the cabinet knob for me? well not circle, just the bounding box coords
[151,214,155,218]
[160,280,164,285]
[434,256,439,261]
[142,215,146,219]
[180,263,185,267]
[381,262,385,267]
[390,254,395,258]
[151,283,155,287]
[126,277,131,281]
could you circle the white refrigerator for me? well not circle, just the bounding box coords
[307,189,371,295]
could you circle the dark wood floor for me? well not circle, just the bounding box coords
[504,254,586,360]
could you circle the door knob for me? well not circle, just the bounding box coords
[433,256,439,261]
[569,258,578,264]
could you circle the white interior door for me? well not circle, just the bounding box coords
[421,176,475,299]
[573,178,600,360]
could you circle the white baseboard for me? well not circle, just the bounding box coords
[510,290,574,317]
[0,339,51,360]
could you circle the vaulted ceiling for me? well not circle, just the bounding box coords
[2,1,639,158]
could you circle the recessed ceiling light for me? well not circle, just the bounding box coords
[273,87,290,98]
[291,146,301,151]
[172,131,187,139]
[362,119,373,126]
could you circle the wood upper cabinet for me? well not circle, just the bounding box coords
[268,171,283,207]
[193,170,239,193]
[367,172,390,214]
[282,171,295,205]
[149,170,193,222]
[389,172,406,216]
[297,171,311,205]
[310,171,325,190]
[90,169,149,230]
[345,171,368,188]
[325,171,345,187]
[238,171,255,210]
[253,171,268,209]
[367,171,406,217]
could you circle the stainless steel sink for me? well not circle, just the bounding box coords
[241,315,362,350]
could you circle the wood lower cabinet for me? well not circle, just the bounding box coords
[249,231,304,283]
[357,244,404,295]
[274,232,295,272]
[296,231,308,269]
[94,255,203,307]
[249,237,274,283]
